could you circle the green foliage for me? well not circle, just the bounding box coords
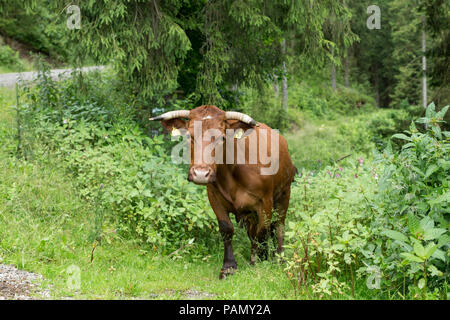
[0,0,68,61]
[239,85,289,131]
[388,0,427,108]
[0,44,23,68]
[368,103,449,298]
[366,106,422,149]
[38,0,357,105]
[18,66,218,252]
[283,160,379,298]
[285,117,373,170]
[282,103,449,299]
[423,0,450,108]
[376,103,449,218]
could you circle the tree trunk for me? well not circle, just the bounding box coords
[422,17,427,109]
[375,72,380,108]
[344,49,349,88]
[331,47,337,91]
[273,74,279,98]
[281,39,288,111]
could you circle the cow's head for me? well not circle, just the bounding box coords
[150,105,257,185]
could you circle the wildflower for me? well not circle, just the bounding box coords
[373,173,378,180]
[335,173,341,178]
[359,158,363,167]
[327,170,332,177]
[354,173,358,178]
[338,167,343,171]
[104,135,108,140]
[63,119,68,124]
[298,171,302,178]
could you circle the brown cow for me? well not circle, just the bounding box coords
[150,105,296,279]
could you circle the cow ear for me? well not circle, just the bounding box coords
[161,118,187,135]
[226,119,256,139]
[226,119,255,131]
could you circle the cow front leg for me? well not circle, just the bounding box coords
[207,187,237,279]
[218,220,237,279]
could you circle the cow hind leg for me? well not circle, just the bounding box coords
[273,188,290,255]
[254,198,273,262]
[244,216,258,265]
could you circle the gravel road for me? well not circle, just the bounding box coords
[0,264,50,300]
[0,66,105,87]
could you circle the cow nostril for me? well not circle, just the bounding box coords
[205,170,210,178]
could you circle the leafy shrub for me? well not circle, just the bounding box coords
[285,112,379,170]
[0,44,23,67]
[289,79,376,120]
[369,103,449,298]
[284,160,379,298]
[240,85,290,131]
[19,67,218,252]
[282,103,449,299]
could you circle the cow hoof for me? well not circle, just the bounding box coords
[219,266,237,280]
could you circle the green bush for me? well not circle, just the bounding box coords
[289,79,376,120]
[240,85,290,131]
[0,44,23,67]
[284,160,380,298]
[19,68,218,252]
[369,103,449,298]
[282,103,449,299]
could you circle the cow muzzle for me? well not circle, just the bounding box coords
[188,166,216,184]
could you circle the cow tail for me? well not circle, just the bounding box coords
[292,166,298,183]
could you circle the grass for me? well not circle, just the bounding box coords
[285,113,372,170]
[0,86,388,300]
[0,149,292,299]
[0,86,292,299]
[0,62,34,74]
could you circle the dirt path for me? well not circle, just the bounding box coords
[0,66,105,88]
[0,264,50,300]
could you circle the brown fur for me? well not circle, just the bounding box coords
[159,105,296,278]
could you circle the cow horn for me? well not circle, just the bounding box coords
[149,110,190,121]
[225,111,258,126]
